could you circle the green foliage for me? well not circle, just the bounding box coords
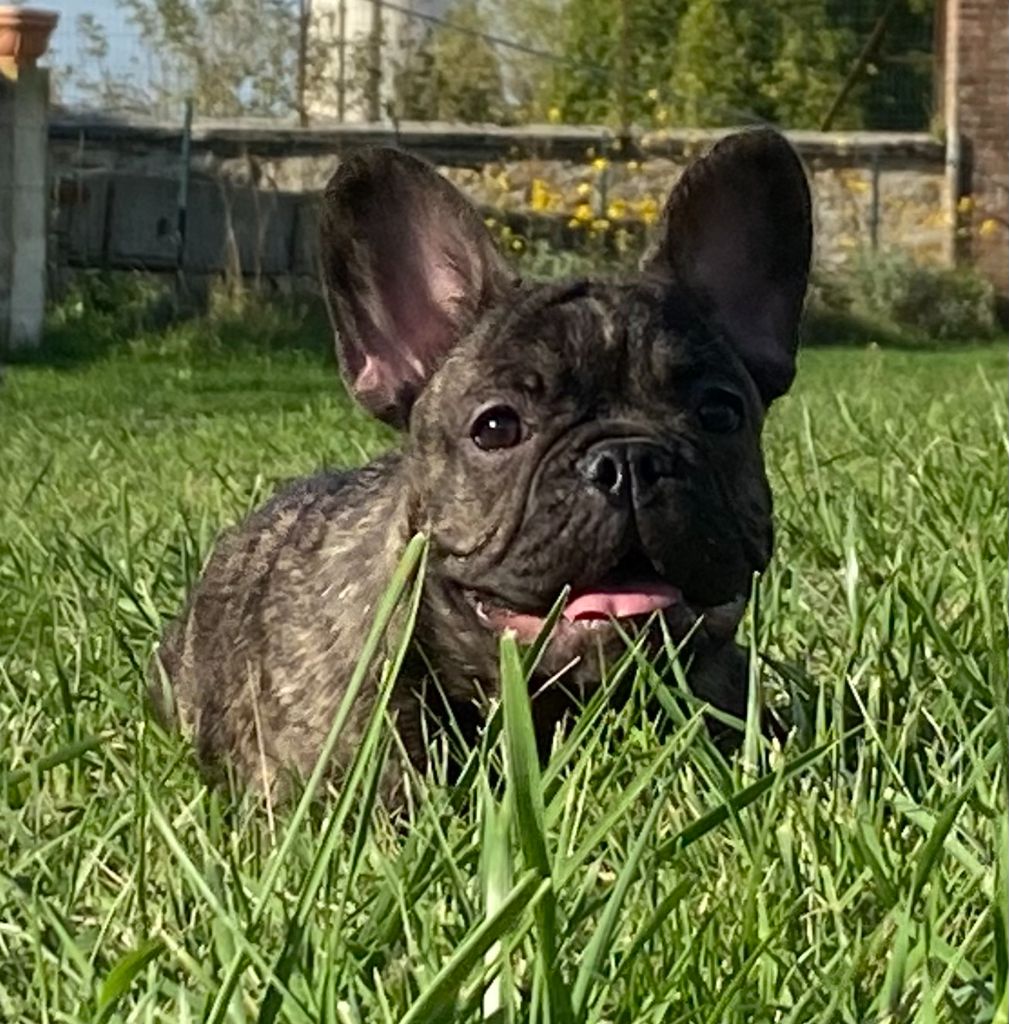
[499,0,932,129]
[828,0,938,131]
[0,332,1005,1020]
[816,248,1000,345]
[133,0,306,115]
[37,272,333,365]
[61,0,331,118]
[59,0,936,129]
[665,0,757,126]
[390,0,508,123]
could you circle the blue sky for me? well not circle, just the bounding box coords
[51,0,162,102]
[53,0,124,41]
[51,0,145,66]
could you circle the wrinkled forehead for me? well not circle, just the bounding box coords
[475,278,744,389]
[494,280,642,354]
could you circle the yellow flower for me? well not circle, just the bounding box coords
[607,199,627,220]
[627,160,641,172]
[483,217,497,229]
[530,178,552,212]
[656,107,669,125]
[979,218,1001,238]
[547,106,562,124]
[592,156,610,172]
[573,202,594,223]
[511,237,525,252]
[590,218,611,232]
[634,196,660,225]
[576,181,593,198]
[646,87,659,102]
[567,217,584,229]
[957,194,974,215]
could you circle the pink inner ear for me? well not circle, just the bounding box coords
[353,242,474,408]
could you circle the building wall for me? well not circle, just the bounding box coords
[937,0,1009,295]
[960,0,1008,294]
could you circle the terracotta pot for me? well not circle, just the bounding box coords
[0,6,59,67]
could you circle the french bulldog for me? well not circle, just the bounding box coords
[152,128,812,802]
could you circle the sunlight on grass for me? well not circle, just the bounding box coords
[0,341,1005,1021]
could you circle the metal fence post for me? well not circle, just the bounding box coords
[870,148,881,250]
[176,97,194,280]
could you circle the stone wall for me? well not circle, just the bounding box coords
[49,116,949,287]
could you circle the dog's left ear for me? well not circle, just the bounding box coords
[320,147,514,428]
[642,129,812,403]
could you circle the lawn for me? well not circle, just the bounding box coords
[0,330,1006,1022]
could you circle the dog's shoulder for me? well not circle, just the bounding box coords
[215,451,402,562]
[151,453,403,729]
[254,451,402,524]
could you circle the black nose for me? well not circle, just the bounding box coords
[577,440,682,500]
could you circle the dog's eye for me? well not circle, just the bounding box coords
[698,389,744,434]
[471,405,523,451]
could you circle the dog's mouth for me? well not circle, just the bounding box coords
[461,553,744,647]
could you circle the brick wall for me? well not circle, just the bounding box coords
[945,0,1009,295]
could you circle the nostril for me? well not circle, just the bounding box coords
[629,444,684,490]
[578,449,626,495]
[638,451,659,487]
[594,454,620,492]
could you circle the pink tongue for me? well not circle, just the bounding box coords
[563,582,681,622]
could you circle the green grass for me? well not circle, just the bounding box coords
[1,327,1006,1022]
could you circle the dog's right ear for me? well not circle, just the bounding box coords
[319,148,514,428]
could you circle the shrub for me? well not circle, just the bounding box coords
[41,271,177,361]
[39,272,331,365]
[813,248,999,345]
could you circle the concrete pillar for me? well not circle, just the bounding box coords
[0,10,56,351]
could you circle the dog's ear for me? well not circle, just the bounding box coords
[319,147,514,427]
[642,129,812,403]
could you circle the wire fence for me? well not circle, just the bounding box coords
[51,0,937,133]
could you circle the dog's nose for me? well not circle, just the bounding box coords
[577,440,682,500]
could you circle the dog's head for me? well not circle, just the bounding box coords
[320,130,812,679]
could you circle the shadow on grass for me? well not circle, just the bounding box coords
[800,302,918,349]
[9,269,1001,372]
[9,273,335,370]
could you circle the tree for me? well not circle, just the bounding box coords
[496,0,929,131]
[58,0,335,120]
[492,0,685,124]
[119,0,301,116]
[827,0,936,131]
[390,0,508,123]
[54,14,151,112]
[56,0,936,129]
[665,0,758,126]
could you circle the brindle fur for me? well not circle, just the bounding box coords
[152,129,813,803]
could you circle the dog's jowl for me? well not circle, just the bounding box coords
[152,128,813,801]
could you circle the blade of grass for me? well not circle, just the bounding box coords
[397,870,548,1024]
[500,632,573,1024]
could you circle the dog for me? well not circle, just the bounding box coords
[151,128,812,803]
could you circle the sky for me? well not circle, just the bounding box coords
[52,0,133,63]
[50,0,171,105]
[53,0,126,46]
